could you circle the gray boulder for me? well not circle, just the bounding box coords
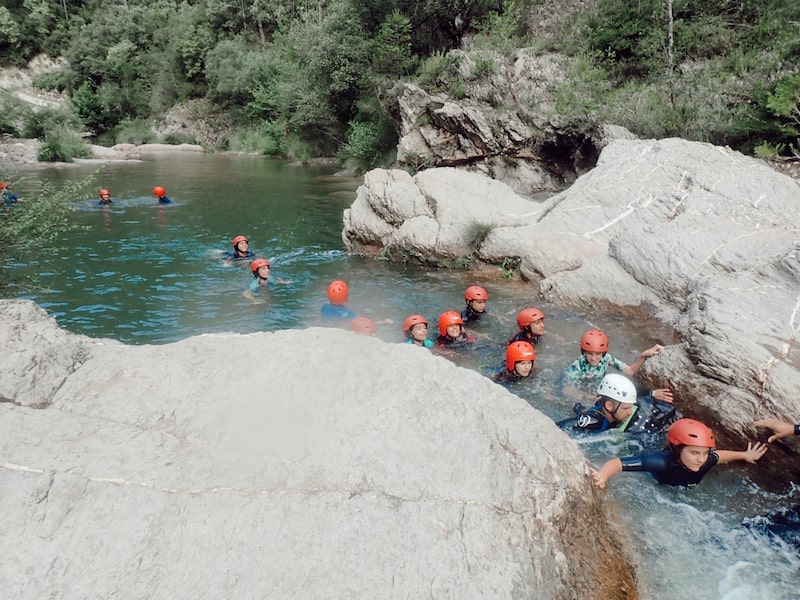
[0,299,636,599]
[341,138,800,474]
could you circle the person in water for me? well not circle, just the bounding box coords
[566,329,664,383]
[434,311,475,350]
[559,373,638,432]
[321,280,357,321]
[461,285,488,325]
[591,418,768,489]
[98,188,112,205]
[756,419,800,443]
[0,181,21,205]
[153,186,171,204]
[402,314,434,349]
[350,316,377,336]
[243,258,272,300]
[493,341,536,384]
[509,307,545,346]
[227,235,255,261]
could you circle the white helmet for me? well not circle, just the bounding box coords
[597,373,637,404]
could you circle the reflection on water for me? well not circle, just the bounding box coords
[5,153,799,599]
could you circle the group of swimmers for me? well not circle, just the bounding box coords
[96,187,172,205]
[314,276,795,492]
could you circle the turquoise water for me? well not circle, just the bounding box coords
[4,153,798,599]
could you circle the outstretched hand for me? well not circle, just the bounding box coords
[641,344,664,359]
[755,419,796,443]
[742,441,768,463]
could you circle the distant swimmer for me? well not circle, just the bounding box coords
[321,280,356,321]
[402,314,434,349]
[461,285,488,325]
[227,235,255,261]
[509,307,545,346]
[153,186,171,204]
[434,311,475,350]
[98,188,113,205]
[492,341,536,384]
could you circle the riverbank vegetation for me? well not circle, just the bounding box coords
[0,0,798,166]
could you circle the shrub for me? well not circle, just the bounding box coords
[22,107,81,139]
[112,119,156,145]
[337,120,383,170]
[37,126,91,162]
[31,70,67,93]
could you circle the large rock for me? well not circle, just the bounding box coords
[0,299,636,599]
[341,138,800,477]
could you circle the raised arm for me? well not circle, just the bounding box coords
[623,344,663,377]
[716,441,768,465]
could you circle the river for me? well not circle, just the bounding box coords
[3,152,798,599]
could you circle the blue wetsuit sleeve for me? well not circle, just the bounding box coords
[619,451,670,475]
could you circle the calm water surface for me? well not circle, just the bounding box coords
[5,153,798,599]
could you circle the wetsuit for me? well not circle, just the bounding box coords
[98,199,113,205]
[246,277,274,293]
[158,196,172,204]
[435,332,475,350]
[405,338,434,349]
[557,401,621,432]
[321,303,356,320]
[461,305,484,325]
[227,250,255,261]
[2,190,20,205]
[509,329,541,346]
[565,353,627,383]
[619,449,719,487]
[492,368,524,384]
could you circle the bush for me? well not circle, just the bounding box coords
[22,107,81,139]
[37,126,91,162]
[229,121,286,156]
[31,70,68,93]
[0,90,28,136]
[112,119,156,145]
[337,120,383,171]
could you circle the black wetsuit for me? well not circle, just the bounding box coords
[492,368,523,384]
[461,305,484,325]
[620,449,719,487]
[509,329,541,346]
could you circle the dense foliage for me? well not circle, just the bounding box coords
[0,0,798,164]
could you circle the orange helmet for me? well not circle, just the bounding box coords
[465,285,488,301]
[350,316,376,336]
[667,419,716,448]
[506,341,536,372]
[580,329,608,353]
[438,311,463,336]
[0,181,7,189]
[402,314,428,335]
[153,186,166,198]
[517,308,545,329]
[250,258,270,274]
[99,188,110,197]
[327,280,349,305]
[232,235,249,247]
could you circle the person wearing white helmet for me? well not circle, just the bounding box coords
[559,373,639,432]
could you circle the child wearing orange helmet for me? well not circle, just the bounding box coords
[243,258,272,301]
[509,307,545,346]
[566,328,663,383]
[434,310,475,350]
[98,188,112,205]
[591,418,767,489]
[227,235,255,261]
[321,280,356,321]
[461,285,488,325]
[402,314,434,349]
[152,186,171,204]
[493,341,536,384]
[0,181,21,205]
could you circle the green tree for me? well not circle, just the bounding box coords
[371,9,416,78]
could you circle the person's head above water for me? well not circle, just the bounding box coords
[667,418,717,472]
[250,258,271,278]
[98,188,111,202]
[232,235,250,255]
[506,341,536,376]
[402,314,428,342]
[581,329,609,365]
[327,280,349,305]
[350,316,376,336]
[153,186,166,199]
[596,373,637,423]
[516,307,545,337]
[438,310,463,338]
[464,285,488,313]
